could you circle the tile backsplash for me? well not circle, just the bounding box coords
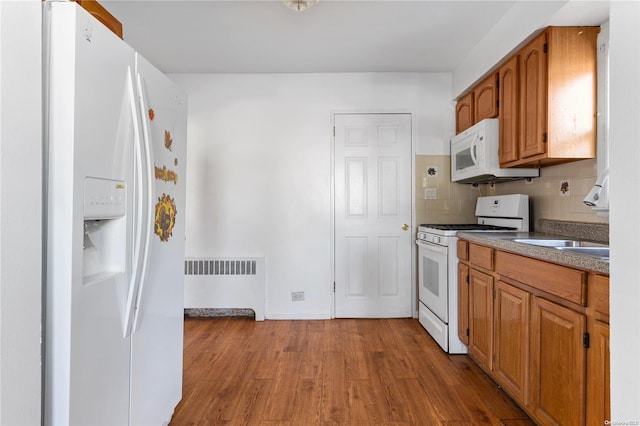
[488,158,608,225]
[415,155,478,225]
[415,156,608,228]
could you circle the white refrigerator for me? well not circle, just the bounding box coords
[45,2,187,425]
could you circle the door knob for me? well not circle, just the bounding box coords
[402,224,409,231]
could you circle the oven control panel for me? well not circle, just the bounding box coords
[416,232,446,246]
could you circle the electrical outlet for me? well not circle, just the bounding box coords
[424,188,438,200]
[291,291,305,301]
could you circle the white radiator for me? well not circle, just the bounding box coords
[184,257,265,321]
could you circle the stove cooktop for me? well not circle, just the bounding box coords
[418,224,516,231]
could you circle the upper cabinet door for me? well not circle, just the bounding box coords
[455,92,474,134]
[499,55,520,165]
[456,26,598,168]
[474,73,499,122]
[519,32,548,160]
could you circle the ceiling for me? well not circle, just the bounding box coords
[102,0,608,75]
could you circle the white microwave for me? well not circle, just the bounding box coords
[450,118,539,184]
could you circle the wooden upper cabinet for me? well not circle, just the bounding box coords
[455,74,498,135]
[507,26,599,167]
[455,92,474,134]
[519,32,548,161]
[499,55,520,164]
[456,26,599,168]
[474,73,499,122]
[76,0,123,39]
[545,26,599,162]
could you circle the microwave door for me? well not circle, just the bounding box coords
[453,132,480,176]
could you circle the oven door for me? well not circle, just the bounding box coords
[416,240,448,322]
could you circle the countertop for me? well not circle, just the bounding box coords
[457,231,610,275]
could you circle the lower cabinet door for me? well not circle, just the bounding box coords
[493,281,530,405]
[587,320,610,425]
[530,297,586,426]
[469,268,493,370]
[457,262,469,345]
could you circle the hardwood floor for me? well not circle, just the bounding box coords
[170,317,535,425]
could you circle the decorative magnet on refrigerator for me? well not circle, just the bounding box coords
[148,108,155,121]
[164,130,173,151]
[154,165,178,184]
[154,193,177,242]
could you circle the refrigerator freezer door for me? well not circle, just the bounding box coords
[129,53,187,426]
[45,3,137,425]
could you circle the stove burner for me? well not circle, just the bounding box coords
[419,224,516,231]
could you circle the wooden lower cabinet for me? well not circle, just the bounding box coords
[469,268,493,370]
[493,281,530,404]
[458,240,609,426]
[457,262,469,345]
[587,321,610,425]
[586,274,610,425]
[530,296,586,426]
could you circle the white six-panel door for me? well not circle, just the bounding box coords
[334,113,412,318]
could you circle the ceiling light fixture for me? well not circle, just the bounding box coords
[283,0,319,12]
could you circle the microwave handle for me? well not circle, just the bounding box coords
[470,132,479,165]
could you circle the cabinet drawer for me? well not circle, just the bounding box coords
[495,251,587,306]
[469,244,493,270]
[590,274,609,317]
[457,240,469,261]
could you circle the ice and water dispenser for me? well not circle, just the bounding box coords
[83,177,127,282]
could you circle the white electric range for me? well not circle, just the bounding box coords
[416,194,530,353]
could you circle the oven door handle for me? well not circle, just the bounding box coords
[416,240,449,255]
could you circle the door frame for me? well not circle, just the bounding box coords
[330,109,417,319]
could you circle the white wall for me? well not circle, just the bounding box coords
[0,1,43,424]
[609,1,640,421]
[171,72,452,318]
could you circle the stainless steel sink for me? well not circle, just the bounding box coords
[513,238,607,248]
[512,238,609,259]
[555,246,610,258]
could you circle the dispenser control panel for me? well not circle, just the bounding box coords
[83,177,126,220]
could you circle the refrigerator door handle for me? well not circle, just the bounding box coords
[124,66,145,339]
[131,72,155,333]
